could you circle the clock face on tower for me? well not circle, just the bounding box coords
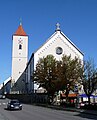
[56,47,63,55]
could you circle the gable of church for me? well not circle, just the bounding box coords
[34,28,83,67]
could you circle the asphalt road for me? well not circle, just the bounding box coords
[0,99,97,120]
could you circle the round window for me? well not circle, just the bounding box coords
[56,47,63,55]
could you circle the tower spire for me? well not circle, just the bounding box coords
[14,19,27,36]
[20,18,22,26]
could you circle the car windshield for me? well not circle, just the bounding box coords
[10,100,19,104]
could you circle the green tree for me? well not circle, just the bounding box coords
[60,55,83,102]
[33,55,83,103]
[82,59,97,105]
[33,55,60,102]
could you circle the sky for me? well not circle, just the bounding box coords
[0,0,97,84]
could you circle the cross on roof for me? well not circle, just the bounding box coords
[56,23,61,31]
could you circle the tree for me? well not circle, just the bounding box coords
[82,59,97,104]
[59,55,83,102]
[33,55,83,103]
[33,55,60,102]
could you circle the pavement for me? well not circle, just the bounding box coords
[52,105,97,116]
[35,104,97,116]
[58,106,97,116]
[0,113,6,120]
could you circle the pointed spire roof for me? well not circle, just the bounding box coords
[14,22,27,36]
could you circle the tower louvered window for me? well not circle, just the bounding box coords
[19,44,22,49]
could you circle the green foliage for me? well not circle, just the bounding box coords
[34,55,59,96]
[60,55,83,98]
[33,55,83,98]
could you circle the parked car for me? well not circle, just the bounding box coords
[7,99,22,110]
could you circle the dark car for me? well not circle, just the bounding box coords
[7,99,22,110]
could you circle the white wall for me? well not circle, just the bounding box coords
[12,35,28,83]
[34,31,83,69]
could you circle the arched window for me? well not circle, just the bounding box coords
[19,44,22,49]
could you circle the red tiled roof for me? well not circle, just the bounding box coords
[14,24,27,36]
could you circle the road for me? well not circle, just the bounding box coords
[0,99,97,120]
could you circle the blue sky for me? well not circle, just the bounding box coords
[0,0,97,84]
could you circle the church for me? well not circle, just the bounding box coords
[4,22,84,94]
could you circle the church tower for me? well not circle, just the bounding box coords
[11,22,28,87]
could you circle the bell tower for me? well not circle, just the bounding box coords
[11,22,28,87]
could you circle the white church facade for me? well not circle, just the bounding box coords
[10,23,84,94]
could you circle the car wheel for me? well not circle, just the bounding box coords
[20,107,22,110]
